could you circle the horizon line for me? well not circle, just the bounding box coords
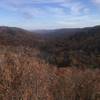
[0,24,100,31]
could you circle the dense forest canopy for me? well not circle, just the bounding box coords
[0,26,100,68]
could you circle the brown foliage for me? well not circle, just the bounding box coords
[0,45,100,100]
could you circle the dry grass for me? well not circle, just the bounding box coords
[0,45,100,100]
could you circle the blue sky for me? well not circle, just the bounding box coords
[0,0,100,29]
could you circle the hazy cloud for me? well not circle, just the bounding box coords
[61,2,89,15]
[0,0,90,18]
[92,0,100,4]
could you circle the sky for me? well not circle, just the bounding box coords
[0,0,100,29]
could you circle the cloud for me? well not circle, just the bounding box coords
[32,0,70,4]
[0,0,71,18]
[70,3,84,15]
[44,7,66,16]
[92,0,100,5]
[55,14,100,28]
[61,2,89,15]
[1,0,70,6]
[83,8,90,14]
[0,0,89,18]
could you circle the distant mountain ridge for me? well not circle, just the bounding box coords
[0,25,100,68]
[0,25,100,45]
[33,26,100,39]
[0,26,41,47]
[33,28,82,39]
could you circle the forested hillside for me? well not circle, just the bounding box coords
[0,26,100,100]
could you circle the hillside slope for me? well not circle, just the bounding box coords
[0,45,100,100]
[37,26,100,68]
[0,26,100,100]
[0,26,41,47]
[0,26,100,68]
